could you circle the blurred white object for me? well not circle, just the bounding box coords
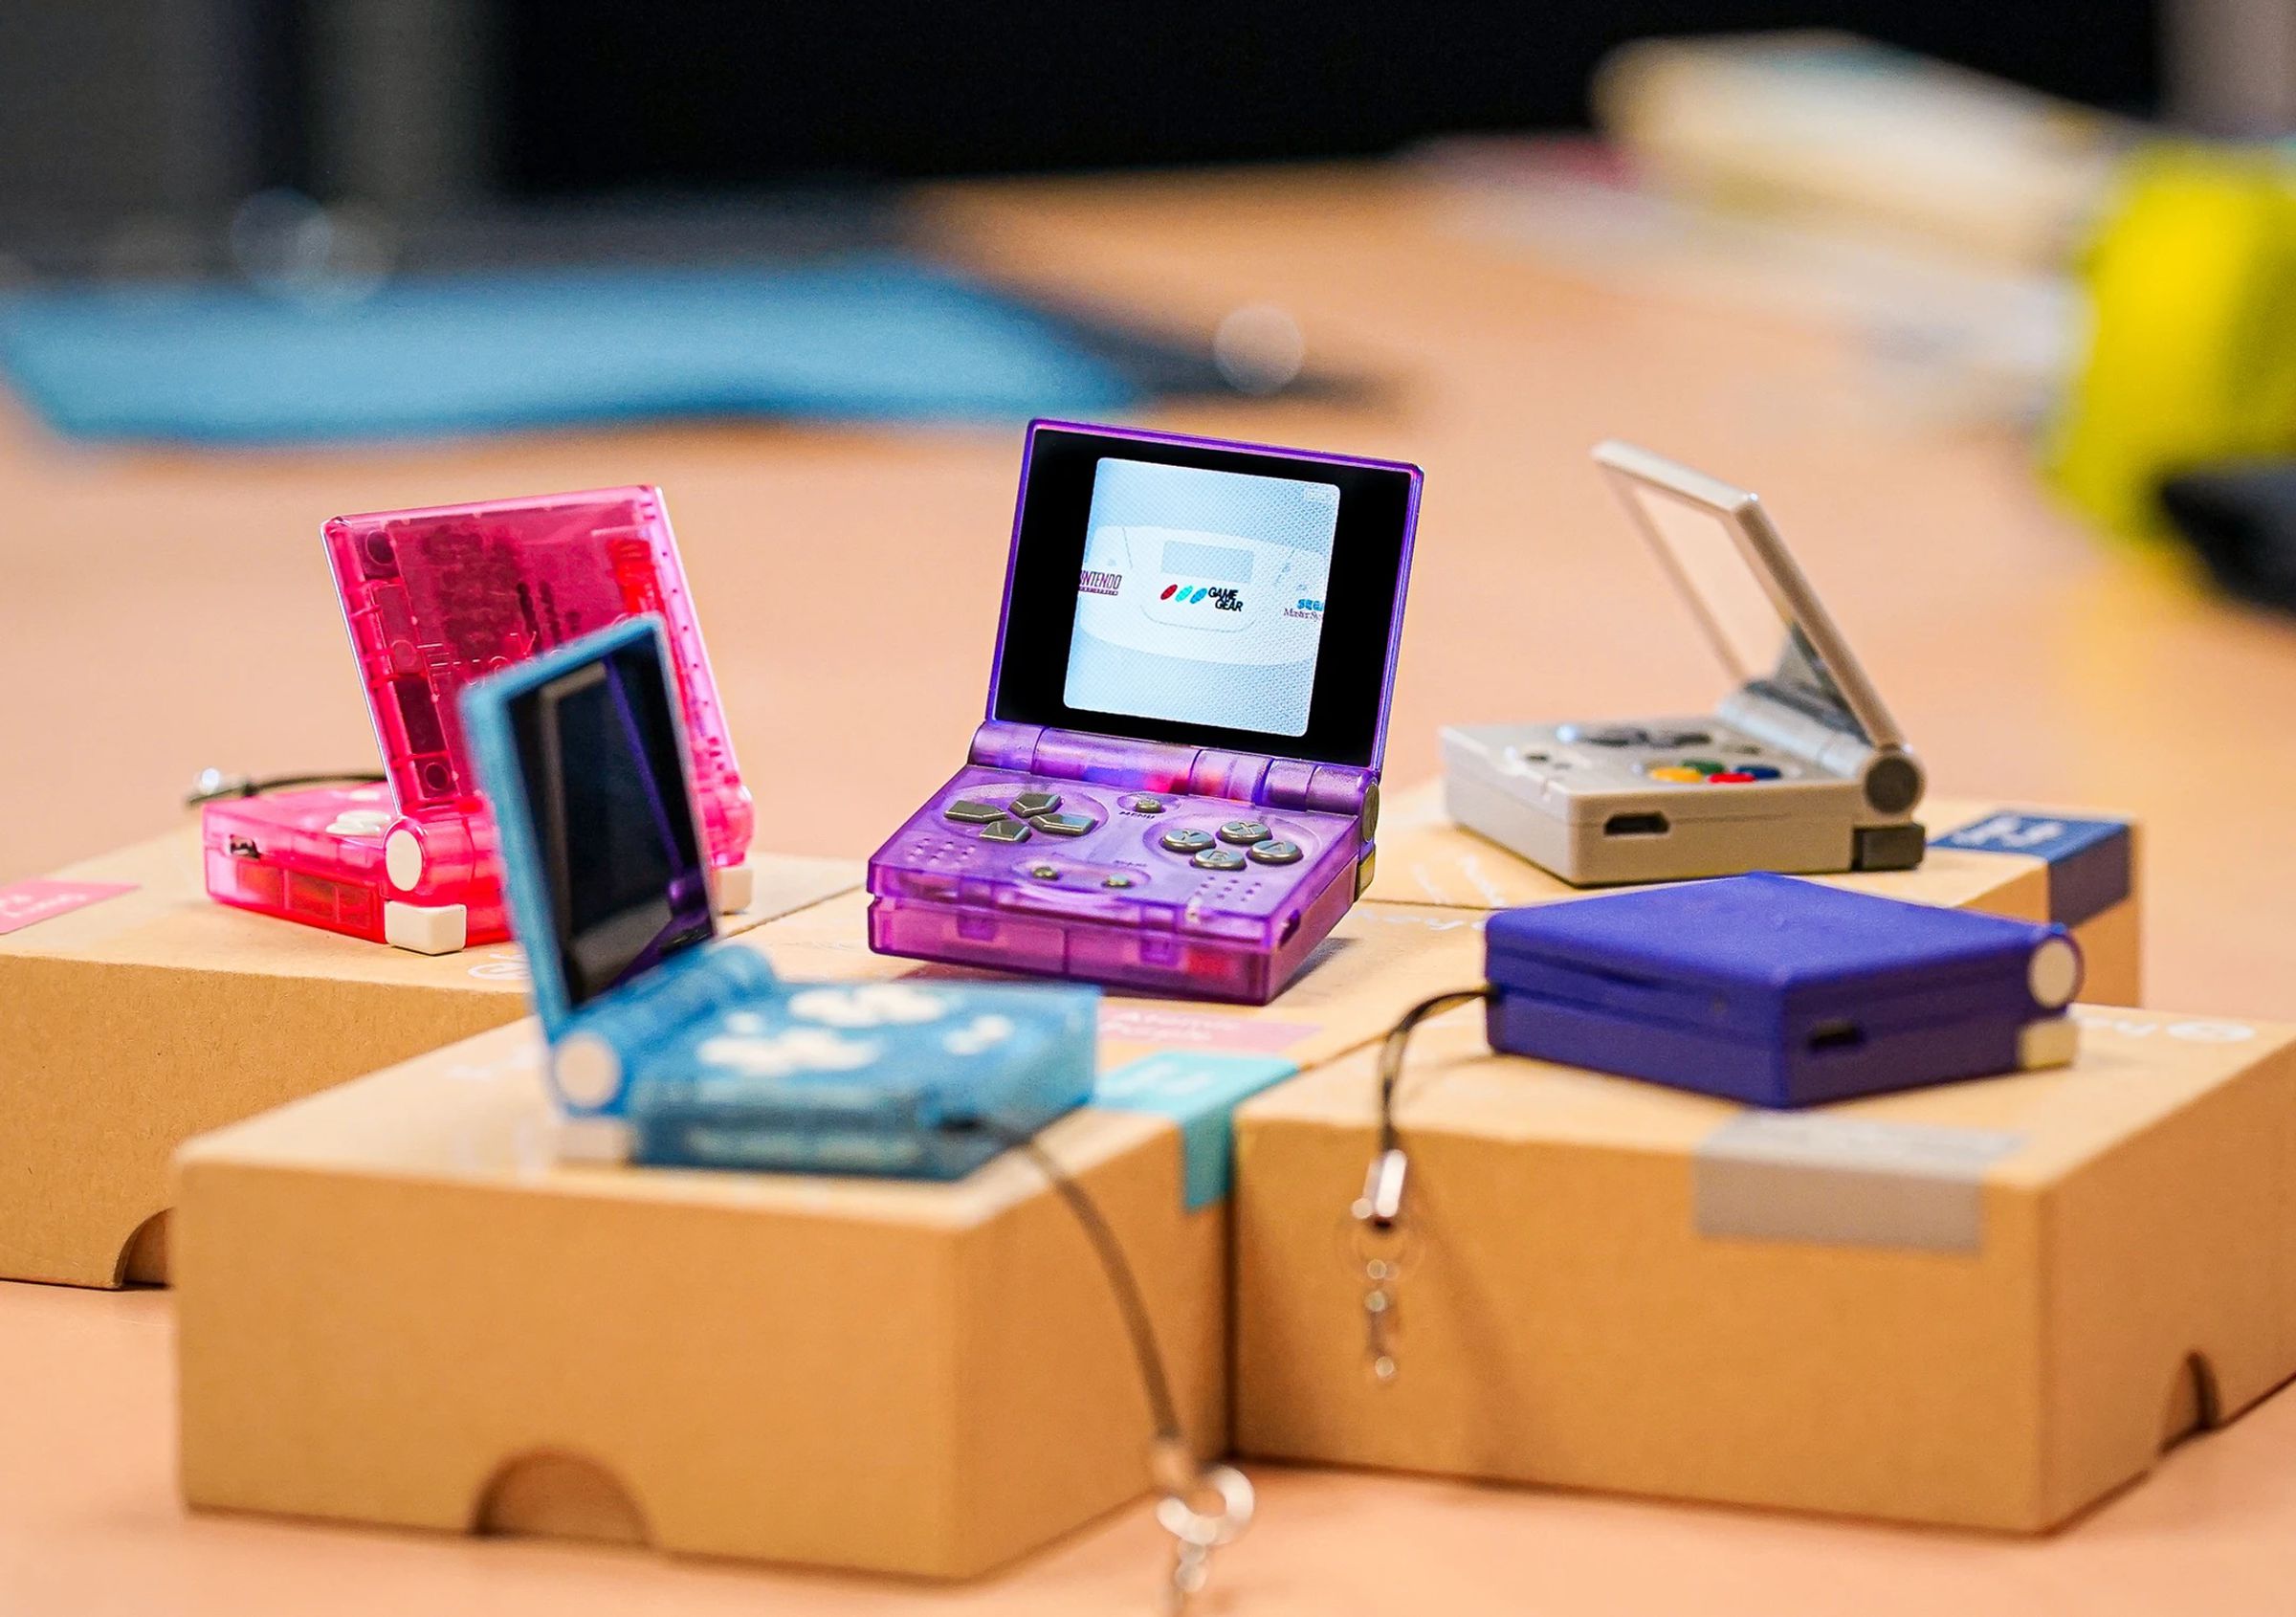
[228,190,395,304]
[1431,138,2075,426]
[1593,32,2134,273]
[1212,302,1307,394]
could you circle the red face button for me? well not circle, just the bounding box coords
[1708,771,1759,784]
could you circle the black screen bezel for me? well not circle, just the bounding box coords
[989,425,1416,768]
[508,639,716,1011]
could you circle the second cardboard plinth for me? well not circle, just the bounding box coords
[1233,1003,2296,1531]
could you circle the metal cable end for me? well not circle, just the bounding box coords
[1352,1147,1407,1229]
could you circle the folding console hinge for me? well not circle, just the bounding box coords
[970,722,1380,828]
[1717,686,1878,780]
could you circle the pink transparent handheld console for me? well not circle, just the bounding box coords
[867,421,1421,1004]
[202,487,753,954]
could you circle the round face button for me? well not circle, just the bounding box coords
[1739,764,1783,781]
[1122,795,1167,814]
[1645,765,1703,784]
[1218,820,1271,846]
[1247,839,1302,866]
[1708,771,1758,785]
[1681,758,1726,776]
[1160,827,1215,854]
[1191,848,1247,872]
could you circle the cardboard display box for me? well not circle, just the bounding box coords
[1366,786,2143,1004]
[1232,1003,2296,1532]
[171,893,1490,1577]
[177,1022,1237,1578]
[0,827,857,1288]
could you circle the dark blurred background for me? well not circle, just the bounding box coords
[0,2,2163,254]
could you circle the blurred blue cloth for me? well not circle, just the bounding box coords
[0,257,1145,444]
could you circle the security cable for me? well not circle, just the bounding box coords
[971,1118,1252,1612]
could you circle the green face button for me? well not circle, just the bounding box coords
[1682,758,1727,775]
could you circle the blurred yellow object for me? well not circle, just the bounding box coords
[2050,147,2296,540]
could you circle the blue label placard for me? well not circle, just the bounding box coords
[1932,811,2132,926]
[1093,1051,1300,1210]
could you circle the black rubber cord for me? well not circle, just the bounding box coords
[184,770,387,807]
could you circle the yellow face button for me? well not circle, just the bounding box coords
[1646,765,1704,784]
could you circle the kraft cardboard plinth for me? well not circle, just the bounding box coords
[1234,1003,2296,1531]
[0,825,856,1286]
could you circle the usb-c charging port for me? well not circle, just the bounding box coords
[1807,1020,1864,1052]
[1602,812,1669,838]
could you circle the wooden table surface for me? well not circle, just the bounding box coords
[7,163,2296,1612]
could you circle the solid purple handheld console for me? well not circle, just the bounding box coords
[867,420,1422,1004]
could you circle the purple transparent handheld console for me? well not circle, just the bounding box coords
[867,421,1422,1004]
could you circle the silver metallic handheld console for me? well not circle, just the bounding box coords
[1443,441,1925,886]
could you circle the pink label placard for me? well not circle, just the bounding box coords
[1099,1005,1318,1053]
[0,879,138,937]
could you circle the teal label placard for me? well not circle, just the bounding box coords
[1094,1051,1300,1210]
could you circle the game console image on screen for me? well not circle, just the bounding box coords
[1065,457,1340,738]
[867,420,1420,1005]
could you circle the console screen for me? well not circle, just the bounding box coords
[1064,458,1339,738]
[510,633,714,1008]
[995,424,1418,768]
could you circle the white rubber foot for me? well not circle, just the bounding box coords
[384,900,468,955]
[552,1115,633,1165]
[716,859,755,914]
[2018,1016,2080,1071]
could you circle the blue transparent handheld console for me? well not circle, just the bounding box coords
[461,615,1097,1174]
